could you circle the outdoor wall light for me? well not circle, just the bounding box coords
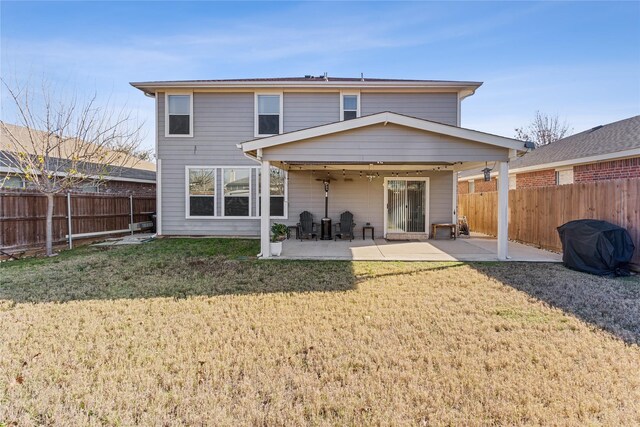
[482,162,493,182]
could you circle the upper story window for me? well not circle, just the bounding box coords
[166,94,193,137]
[255,94,282,137]
[341,92,360,121]
[187,167,216,217]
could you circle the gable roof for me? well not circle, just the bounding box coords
[240,111,526,153]
[0,151,156,182]
[509,115,640,170]
[130,76,482,96]
[0,123,156,172]
[0,123,156,183]
[458,115,640,179]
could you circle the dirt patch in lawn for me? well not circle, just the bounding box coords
[1,239,639,425]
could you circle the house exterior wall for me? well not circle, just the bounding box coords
[457,181,469,194]
[284,170,453,239]
[283,93,340,132]
[473,178,497,192]
[158,92,261,236]
[99,180,156,195]
[574,157,640,182]
[515,169,556,188]
[156,90,463,236]
[361,93,458,125]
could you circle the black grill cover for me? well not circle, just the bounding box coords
[557,219,635,276]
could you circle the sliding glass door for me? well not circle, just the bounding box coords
[385,178,428,235]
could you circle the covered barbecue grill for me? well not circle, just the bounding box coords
[557,219,635,276]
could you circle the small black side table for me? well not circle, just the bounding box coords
[363,225,374,240]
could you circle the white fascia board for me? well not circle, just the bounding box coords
[457,147,640,181]
[241,112,525,152]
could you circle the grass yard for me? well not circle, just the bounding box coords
[1,238,640,425]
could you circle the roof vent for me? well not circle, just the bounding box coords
[589,125,604,133]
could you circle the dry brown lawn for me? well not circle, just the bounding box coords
[1,239,640,426]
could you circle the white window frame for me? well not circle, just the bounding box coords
[257,166,288,220]
[185,166,216,219]
[555,167,574,185]
[165,92,194,138]
[221,166,254,219]
[254,92,283,137]
[340,90,360,121]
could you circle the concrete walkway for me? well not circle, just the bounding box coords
[279,234,562,262]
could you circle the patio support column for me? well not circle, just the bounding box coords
[260,159,271,258]
[497,161,509,260]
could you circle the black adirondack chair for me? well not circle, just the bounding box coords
[334,211,356,241]
[297,211,318,241]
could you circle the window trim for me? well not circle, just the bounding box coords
[165,92,194,138]
[185,166,217,219]
[254,92,283,137]
[340,90,360,121]
[257,167,288,220]
[221,166,253,219]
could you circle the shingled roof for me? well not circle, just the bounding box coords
[0,151,156,182]
[510,115,640,170]
[130,75,483,96]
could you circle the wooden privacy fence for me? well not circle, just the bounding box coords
[0,191,156,251]
[458,178,640,264]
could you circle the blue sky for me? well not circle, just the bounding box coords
[1,1,639,152]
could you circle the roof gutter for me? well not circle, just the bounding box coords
[130,80,482,96]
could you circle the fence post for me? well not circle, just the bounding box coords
[67,192,73,249]
[130,195,134,235]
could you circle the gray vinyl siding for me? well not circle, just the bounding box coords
[282,170,453,238]
[283,93,340,132]
[262,123,509,163]
[157,90,465,237]
[158,92,260,236]
[361,93,458,125]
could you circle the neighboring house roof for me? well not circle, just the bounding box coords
[459,115,640,179]
[0,123,156,183]
[0,151,156,183]
[241,111,526,153]
[130,75,483,97]
[0,123,156,172]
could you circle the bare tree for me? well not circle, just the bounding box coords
[515,111,572,147]
[0,78,145,256]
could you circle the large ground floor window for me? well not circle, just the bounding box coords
[258,166,287,218]
[187,167,216,217]
[223,168,251,217]
[185,165,286,219]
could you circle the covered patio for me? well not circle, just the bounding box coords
[279,234,562,262]
[240,112,529,260]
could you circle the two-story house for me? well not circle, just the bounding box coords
[131,76,526,258]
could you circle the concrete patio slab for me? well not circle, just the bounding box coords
[92,233,156,247]
[278,234,562,262]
